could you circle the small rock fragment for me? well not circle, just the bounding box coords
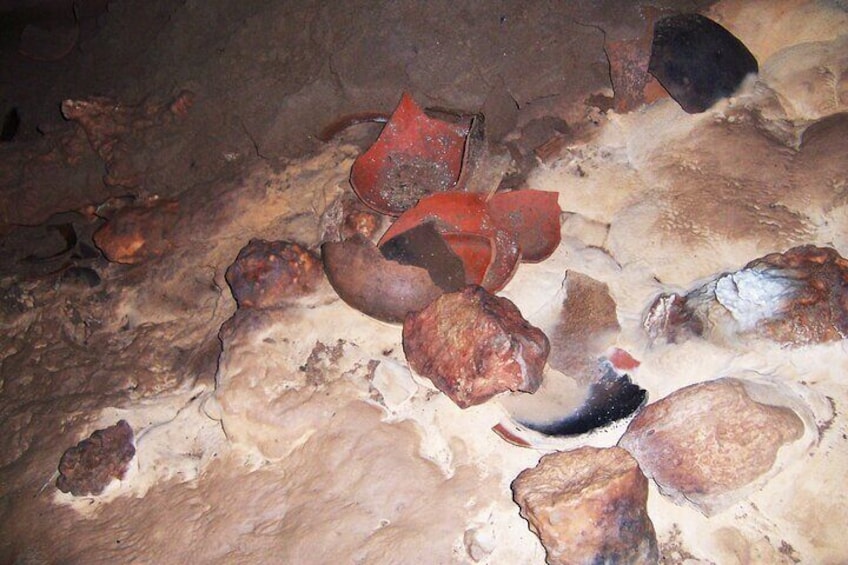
[649,13,758,113]
[226,239,323,308]
[403,285,549,408]
[644,245,848,346]
[93,198,179,264]
[512,446,659,565]
[619,378,805,515]
[56,420,136,496]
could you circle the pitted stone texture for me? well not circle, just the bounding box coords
[619,378,805,516]
[226,239,323,309]
[644,245,848,346]
[512,446,658,565]
[403,285,549,408]
[56,420,136,496]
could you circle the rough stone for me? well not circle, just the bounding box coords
[402,285,549,408]
[619,378,805,515]
[56,420,136,496]
[226,239,323,309]
[644,245,848,346]
[92,198,179,264]
[512,446,659,565]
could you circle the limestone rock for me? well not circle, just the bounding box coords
[56,420,136,496]
[226,239,323,308]
[644,245,848,346]
[403,285,549,408]
[512,446,658,565]
[619,378,805,515]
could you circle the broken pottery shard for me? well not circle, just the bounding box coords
[619,378,805,516]
[644,245,848,346]
[226,239,323,309]
[499,271,646,440]
[403,285,549,408]
[512,447,659,565]
[649,13,758,113]
[92,199,179,264]
[322,234,464,324]
[56,420,136,496]
[379,222,467,291]
[549,271,621,377]
[350,93,469,215]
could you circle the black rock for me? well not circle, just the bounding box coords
[649,14,758,113]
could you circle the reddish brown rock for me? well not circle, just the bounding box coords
[93,198,179,264]
[56,420,136,496]
[619,378,805,515]
[512,446,658,565]
[226,239,323,309]
[644,245,848,346]
[402,285,549,408]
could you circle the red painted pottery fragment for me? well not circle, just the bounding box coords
[442,233,492,286]
[350,93,470,216]
[379,192,520,292]
[488,189,562,263]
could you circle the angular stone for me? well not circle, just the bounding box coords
[619,378,805,515]
[403,285,549,408]
[56,420,136,496]
[644,245,848,346]
[512,446,658,565]
[226,239,323,309]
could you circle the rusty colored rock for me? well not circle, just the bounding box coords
[56,420,136,496]
[751,245,848,344]
[644,245,848,346]
[619,378,805,516]
[93,198,179,264]
[512,446,658,565]
[402,285,549,408]
[226,239,323,309]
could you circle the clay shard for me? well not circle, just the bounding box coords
[350,93,470,215]
[56,420,136,497]
[619,377,806,516]
[500,272,646,440]
[322,233,464,324]
[488,189,562,263]
[644,245,848,346]
[649,13,758,113]
[226,239,323,309]
[379,192,520,291]
[512,446,659,565]
[403,285,549,408]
